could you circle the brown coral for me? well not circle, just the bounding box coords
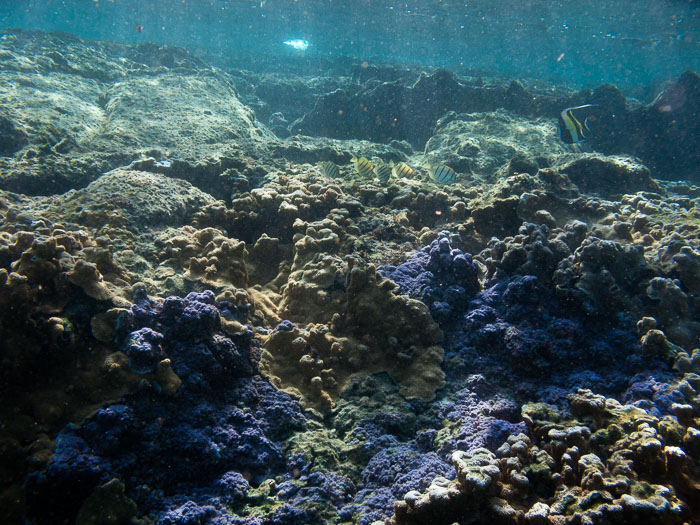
[260,252,444,413]
[389,389,696,525]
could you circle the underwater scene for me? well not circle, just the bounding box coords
[1,1,699,524]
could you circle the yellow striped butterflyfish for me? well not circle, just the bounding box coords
[319,160,341,178]
[351,156,374,178]
[429,164,457,185]
[558,104,598,144]
[391,162,415,179]
[374,162,392,184]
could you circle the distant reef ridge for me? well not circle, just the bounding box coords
[0,28,698,198]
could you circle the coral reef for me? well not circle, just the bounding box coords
[23,290,308,525]
[388,387,699,525]
[261,252,445,413]
[1,28,699,525]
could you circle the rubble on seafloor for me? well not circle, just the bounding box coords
[0,28,699,525]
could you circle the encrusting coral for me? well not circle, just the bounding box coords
[388,388,697,525]
[261,252,445,413]
[0,210,139,519]
[159,226,249,289]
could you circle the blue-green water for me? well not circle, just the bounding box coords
[1,0,698,89]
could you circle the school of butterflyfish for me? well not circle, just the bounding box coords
[315,102,592,184]
[316,156,462,186]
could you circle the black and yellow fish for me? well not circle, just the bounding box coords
[374,162,392,183]
[391,162,415,179]
[558,104,598,144]
[429,164,457,185]
[351,156,374,178]
[319,160,341,178]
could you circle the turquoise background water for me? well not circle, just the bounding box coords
[1,0,698,90]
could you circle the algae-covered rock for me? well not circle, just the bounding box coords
[0,114,29,156]
[33,168,219,233]
[425,109,565,178]
[0,30,273,195]
[557,154,659,197]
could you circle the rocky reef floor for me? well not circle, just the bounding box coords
[1,29,699,525]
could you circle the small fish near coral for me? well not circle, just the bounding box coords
[374,162,392,184]
[429,164,458,185]
[391,161,415,179]
[319,160,341,179]
[351,156,374,178]
[558,104,599,143]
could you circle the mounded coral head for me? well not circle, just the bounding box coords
[380,231,480,325]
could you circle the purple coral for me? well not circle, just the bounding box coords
[382,230,662,399]
[124,327,165,374]
[25,291,307,525]
[379,232,480,324]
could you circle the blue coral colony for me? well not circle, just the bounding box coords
[1,3,699,525]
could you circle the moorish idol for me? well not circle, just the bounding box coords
[558,104,598,144]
